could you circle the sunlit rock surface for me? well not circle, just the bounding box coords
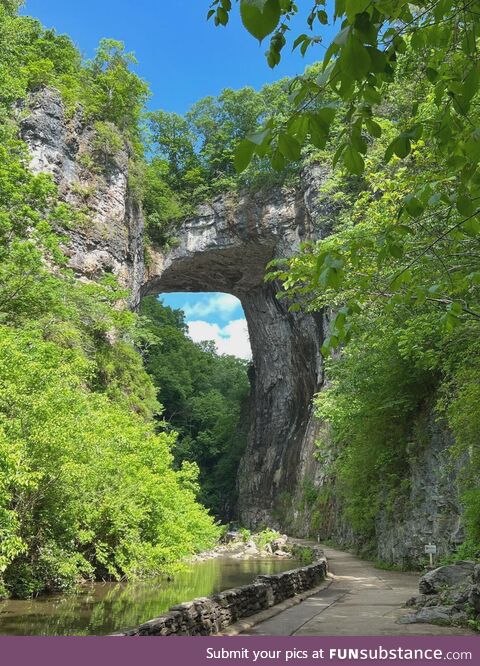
[20,88,145,307]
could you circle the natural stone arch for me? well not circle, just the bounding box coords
[143,179,327,531]
[19,87,328,533]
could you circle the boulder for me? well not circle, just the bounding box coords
[419,561,475,594]
[405,594,429,608]
[244,540,260,556]
[399,606,456,626]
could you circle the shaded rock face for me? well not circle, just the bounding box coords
[321,406,466,565]
[19,88,145,307]
[144,183,328,533]
[373,413,466,565]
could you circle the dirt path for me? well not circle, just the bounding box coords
[241,544,475,636]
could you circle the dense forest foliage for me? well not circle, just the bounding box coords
[0,2,245,600]
[142,79,300,247]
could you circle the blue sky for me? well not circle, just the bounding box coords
[161,293,251,360]
[22,1,335,358]
[21,0,334,115]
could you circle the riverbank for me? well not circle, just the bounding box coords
[190,531,298,563]
[0,556,299,636]
[121,542,327,636]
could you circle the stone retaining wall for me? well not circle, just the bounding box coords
[123,546,327,636]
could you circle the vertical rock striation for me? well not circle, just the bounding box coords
[20,88,145,307]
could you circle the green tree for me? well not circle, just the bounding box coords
[148,110,199,179]
[82,39,150,144]
[0,6,220,600]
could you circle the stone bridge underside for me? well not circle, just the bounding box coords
[144,185,326,532]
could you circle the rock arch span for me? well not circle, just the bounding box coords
[144,182,327,531]
[20,88,328,533]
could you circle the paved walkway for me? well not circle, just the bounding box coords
[242,544,475,636]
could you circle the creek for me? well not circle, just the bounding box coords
[0,557,298,636]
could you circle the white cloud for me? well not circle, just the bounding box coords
[188,319,252,360]
[183,293,241,321]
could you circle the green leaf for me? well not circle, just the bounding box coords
[343,37,371,81]
[317,10,328,25]
[410,29,425,51]
[234,139,255,173]
[443,311,461,331]
[293,34,309,51]
[366,47,387,73]
[365,119,382,138]
[333,142,346,167]
[448,301,464,316]
[248,128,272,146]
[363,86,381,105]
[343,146,365,175]
[462,218,480,237]
[456,195,475,217]
[345,0,370,21]
[278,133,302,161]
[388,243,404,259]
[240,0,281,42]
[385,135,411,162]
[334,26,351,46]
[404,195,424,218]
[271,149,286,171]
[216,7,229,25]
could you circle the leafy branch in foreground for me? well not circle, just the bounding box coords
[209,0,480,349]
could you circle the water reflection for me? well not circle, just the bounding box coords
[0,557,298,636]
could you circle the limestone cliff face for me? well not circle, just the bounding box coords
[373,411,466,564]
[22,88,466,560]
[20,88,145,308]
[323,408,467,565]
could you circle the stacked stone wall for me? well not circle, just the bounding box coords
[124,547,327,636]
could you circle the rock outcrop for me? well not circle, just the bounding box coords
[401,562,480,627]
[144,178,328,533]
[20,88,145,307]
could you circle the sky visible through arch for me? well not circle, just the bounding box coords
[161,293,251,360]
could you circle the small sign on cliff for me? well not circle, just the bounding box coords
[425,543,437,567]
